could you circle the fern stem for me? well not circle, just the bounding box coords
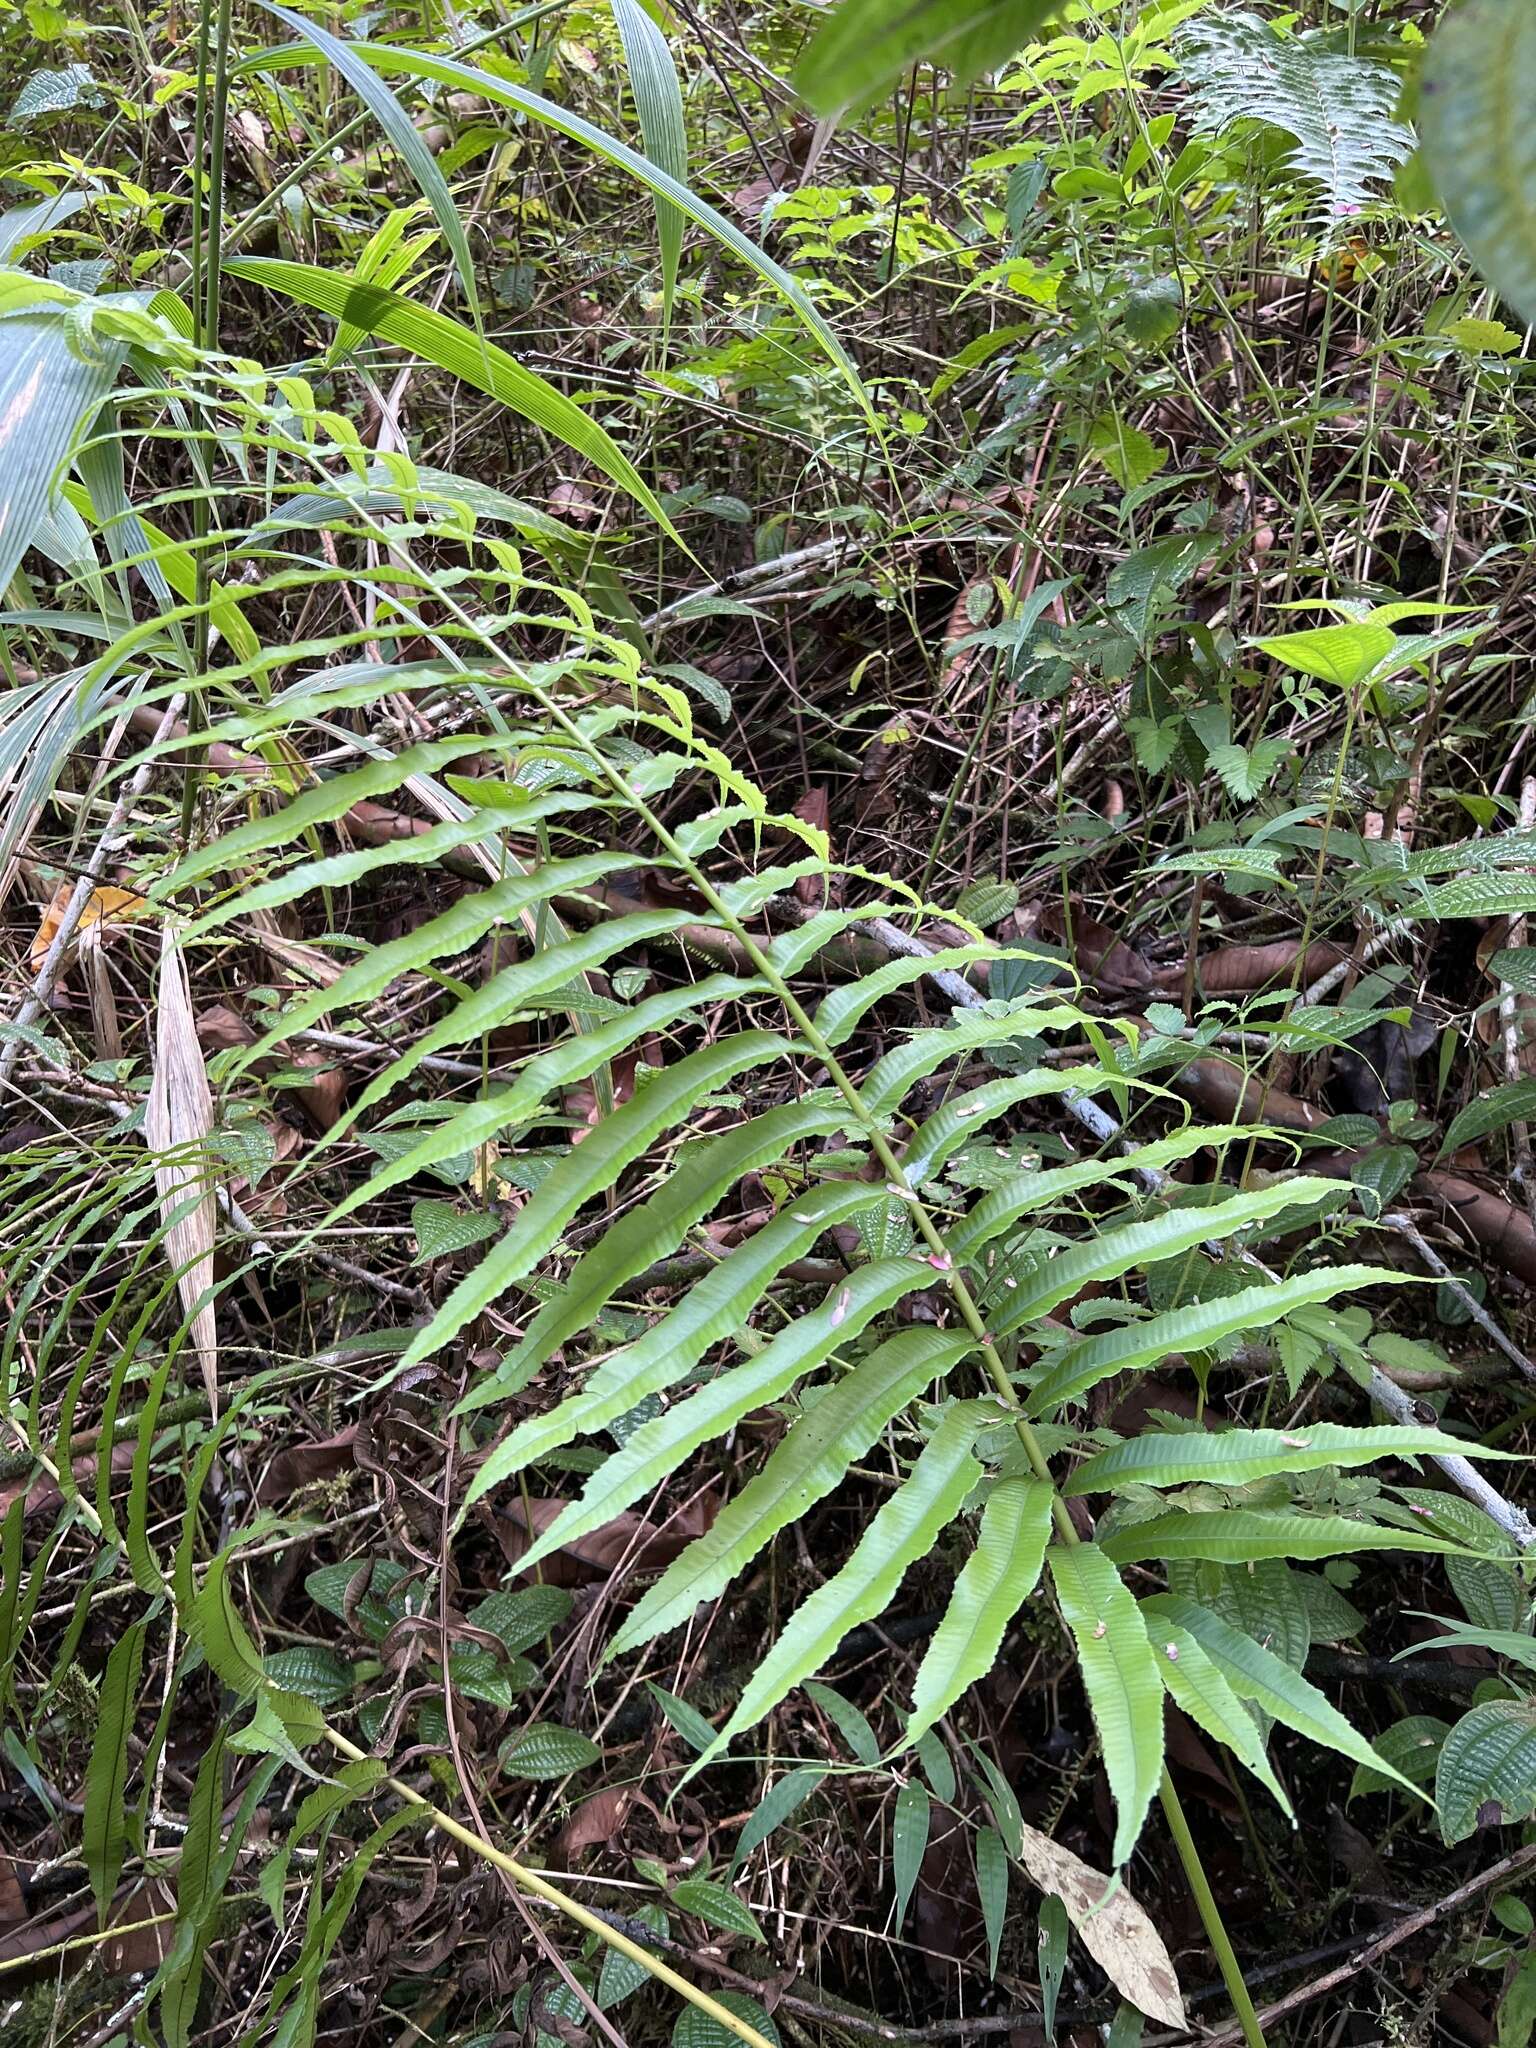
[1159,1773,1268,2048]
[322,1726,775,2048]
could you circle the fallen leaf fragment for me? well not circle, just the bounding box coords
[28,880,149,974]
[146,924,219,1412]
[1014,1819,1186,2028]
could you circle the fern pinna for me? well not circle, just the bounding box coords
[148,549,1522,2028]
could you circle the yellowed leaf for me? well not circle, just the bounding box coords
[28,881,149,974]
[145,923,219,1413]
[1014,1820,1185,2028]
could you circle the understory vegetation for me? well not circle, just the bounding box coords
[6,0,1536,2043]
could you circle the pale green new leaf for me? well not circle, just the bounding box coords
[1067,1422,1519,1496]
[609,1328,977,1660]
[1027,1267,1406,1416]
[1141,1594,1425,1798]
[1049,1545,1163,1865]
[407,1030,795,1370]
[902,1478,1053,1748]
[493,1094,854,1392]
[1101,1510,1485,1566]
[516,1260,934,1568]
[691,1402,987,1772]
[995,1178,1346,1332]
[1404,1620,1536,1676]
[223,258,682,540]
[611,0,687,328]
[82,1617,148,1922]
[795,0,1059,117]
[1150,1620,1292,1819]
[1420,0,1536,327]
[459,1179,892,1475]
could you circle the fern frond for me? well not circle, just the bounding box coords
[1176,9,1412,233]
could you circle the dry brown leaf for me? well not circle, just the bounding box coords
[1014,1820,1186,2029]
[28,880,149,974]
[146,923,219,1412]
[555,1787,633,1860]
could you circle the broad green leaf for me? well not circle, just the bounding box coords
[1405,1620,1536,1675]
[1101,1510,1484,1566]
[513,1260,930,1561]
[903,1478,1053,1747]
[607,1327,977,1660]
[995,1179,1346,1333]
[0,308,126,597]
[898,1069,1111,1189]
[859,1006,1088,1116]
[648,1682,717,1752]
[192,1548,267,1699]
[598,1900,670,2008]
[814,945,1011,1046]
[611,0,687,328]
[258,2,479,325]
[82,1617,148,1922]
[1254,620,1394,689]
[674,1993,780,2048]
[670,1877,763,1943]
[223,258,682,540]
[1440,1078,1536,1160]
[325,974,755,1233]
[1049,1546,1163,1865]
[802,1679,880,1766]
[473,1583,573,1654]
[893,1778,930,1925]
[1420,0,1536,327]
[1141,1594,1425,1798]
[1348,1715,1448,1803]
[1437,1698,1536,1843]
[406,1029,795,1370]
[1027,1267,1405,1416]
[498,1722,601,1779]
[1150,1620,1291,1818]
[1039,1893,1068,2044]
[794,0,1059,117]
[495,1094,852,1392]
[690,1403,988,1771]
[1068,1422,1519,1496]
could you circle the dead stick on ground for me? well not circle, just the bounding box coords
[1379,1208,1536,1387]
[1192,1841,1536,2048]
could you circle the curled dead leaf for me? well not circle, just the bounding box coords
[1014,1819,1186,2028]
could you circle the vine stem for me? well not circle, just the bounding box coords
[516,680,1267,2045]
[321,1727,777,2048]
